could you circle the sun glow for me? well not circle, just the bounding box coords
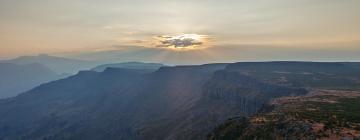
[154,34,211,51]
[173,34,202,41]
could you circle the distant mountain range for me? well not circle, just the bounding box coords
[1,54,98,74]
[91,62,164,72]
[0,54,166,99]
[0,62,359,139]
[0,54,96,98]
[0,63,66,98]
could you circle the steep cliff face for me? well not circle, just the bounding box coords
[142,69,306,140]
[200,70,307,116]
[166,69,308,139]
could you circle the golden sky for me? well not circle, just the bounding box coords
[0,0,359,62]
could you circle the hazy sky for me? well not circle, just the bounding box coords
[0,0,359,63]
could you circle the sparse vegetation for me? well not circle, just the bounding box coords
[208,90,360,140]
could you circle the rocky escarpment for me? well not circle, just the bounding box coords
[200,70,307,116]
[207,90,360,140]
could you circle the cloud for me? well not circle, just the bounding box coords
[155,34,203,48]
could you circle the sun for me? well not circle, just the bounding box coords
[174,34,202,41]
[154,34,210,50]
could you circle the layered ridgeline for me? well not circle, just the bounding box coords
[91,62,164,73]
[1,54,98,74]
[0,63,66,98]
[0,62,359,140]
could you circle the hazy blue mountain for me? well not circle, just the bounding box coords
[0,63,66,98]
[91,62,164,72]
[1,62,359,139]
[2,54,98,74]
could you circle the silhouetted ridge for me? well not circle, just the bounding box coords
[91,62,163,72]
[155,63,227,74]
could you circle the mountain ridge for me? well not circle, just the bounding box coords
[1,54,98,74]
[0,62,359,139]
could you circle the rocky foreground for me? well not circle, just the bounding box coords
[208,90,360,140]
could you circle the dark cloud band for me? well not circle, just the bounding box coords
[155,35,203,48]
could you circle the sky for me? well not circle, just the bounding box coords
[0,0,360,64]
